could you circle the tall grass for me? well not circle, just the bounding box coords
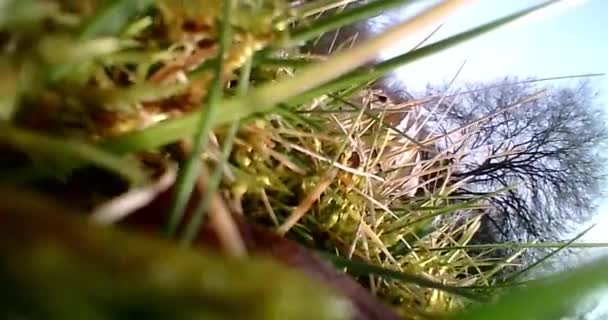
[1,0,606,319]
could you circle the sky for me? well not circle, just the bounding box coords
[381,0,608,95]
[370,1,608,315]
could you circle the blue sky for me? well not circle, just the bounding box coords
[384,0,607,95]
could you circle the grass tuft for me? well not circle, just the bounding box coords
[1,0,606,319]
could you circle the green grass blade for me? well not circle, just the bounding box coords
[47,0,154,83]
[288,0,414,46]
[386,201,486,234]
[389,224,436,257]
[289,0,561,104]
[319,252,487,302]
[426,242,608,251]
[179,58,253,246]
[164,0,234,237]
[255,56,320,68]
[290,0,358,18]
[275,105,324,130]
[79,0,154,38]
[502,225,596,284]
[452,257,608,320]
[0,124,146,186]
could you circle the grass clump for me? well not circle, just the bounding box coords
[1,0,606,319]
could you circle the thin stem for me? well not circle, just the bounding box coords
[287,0,561,105]
[180,58,252,246]
[425,242,608,251]
[164,0,234,237]
[319,252,487,302]
[291,0,358,19]
[502,225,595,283]
[288,0,414,46]
[251,0,469,113]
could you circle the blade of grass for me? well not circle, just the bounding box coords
[266,0,443,67]
[287,0,561,105]
[0,124,146,186]
[290,0,358,19]
[164,0,233,237]
[275,104,324,131]
[180,57,252,246]
[420,72,605,104]
[48,0,154,83]
[318,252,487,302]
[501,225,596,284]
[385,200,486,234]
[389,224,436,257]
[255,56,323,68]
[239,0,468,112]
[78,0,155,39]
[425,242,608,251]
[452,256,608,320]
[287,0,415,46]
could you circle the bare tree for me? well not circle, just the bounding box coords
[424,78,607,241]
